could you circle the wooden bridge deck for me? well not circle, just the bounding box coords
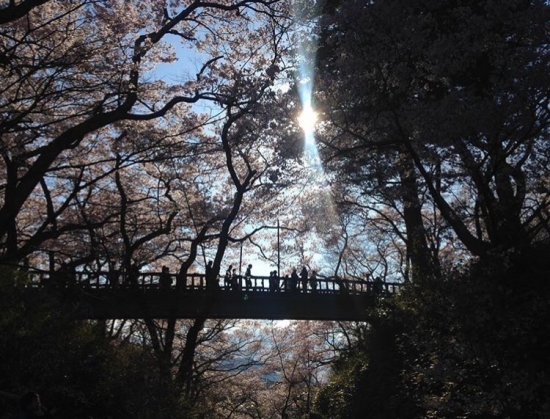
[20,272,403,321]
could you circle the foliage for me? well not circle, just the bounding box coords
[0,2,329,418]
[2,0,550,418]
[0,266,190,419]
[113,319,341,419]
[0,0,297,271]
[314,242,550,418]
[313,316,419,419]
[309,2,550,415]
[397,244,550,418]
[314,0,550,278]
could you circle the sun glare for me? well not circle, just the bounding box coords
[298,105,318,133]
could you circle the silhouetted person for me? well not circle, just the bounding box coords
[362,272,372,292]
[309,270,318,292]
[224,265,233,289]
[374,276,383,295]
[334,275,348,294]
[245,264,253,290]
[290,269,299,292]
[128,262,140,286]
[58,262,76,288]
[159,266,171,289]
[269,270,279,292]
[300,266,308,292]
[282,274,290,291]
[231,268,241,291]
[20,392,55,419]
[108,269,120,289]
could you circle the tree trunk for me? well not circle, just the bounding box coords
[176,316,207,395]
[397,149,436,280]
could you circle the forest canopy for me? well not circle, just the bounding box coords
[1,0,549,418]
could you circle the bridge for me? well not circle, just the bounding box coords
[18,271,404,321]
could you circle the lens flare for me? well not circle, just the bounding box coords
[298,105,318,133]
[290,1,336,274]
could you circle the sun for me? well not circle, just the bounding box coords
[298,105,318,133]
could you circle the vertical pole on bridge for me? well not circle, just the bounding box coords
[277,219,280,277]
[239,241,243,277]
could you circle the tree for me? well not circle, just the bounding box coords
[0,0,292,265]
[310,1,550,417]
[314,0,550,277]
[1,1,320,416]
[314,318,418,419]
[395,243,550,418]
[200,320,341,419]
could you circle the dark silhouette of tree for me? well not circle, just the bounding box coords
[314,0,550,274]
[311,1,550,418]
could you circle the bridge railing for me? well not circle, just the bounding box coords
[23,271,403,296]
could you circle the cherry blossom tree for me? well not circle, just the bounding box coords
[0,0,294,266]
[198,320,342,419]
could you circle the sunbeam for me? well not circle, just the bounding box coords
[296,35,321,166]
[289,1,341,278]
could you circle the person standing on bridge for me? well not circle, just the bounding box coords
[205,260,217,290]
[231,268,241,291]
[128,261,140,287]
[373,276,384,295]
[245,264,253,290]
[269,270,279,292]
[290,268,299,292]
[58,262,76,288]
[159,266,171,289]
[224,265,233,289]
[309,270,318,293]
[300,266,308,293]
